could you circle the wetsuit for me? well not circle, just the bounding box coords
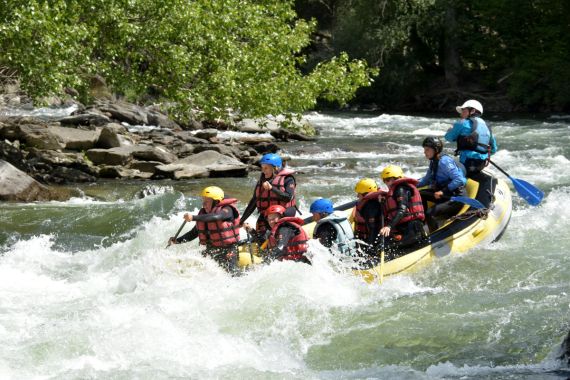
[418,154,468,231]
[241,174,296,240]
[176,204,240,274]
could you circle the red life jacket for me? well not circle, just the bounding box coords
[354,190,385,240]
[196,198,241,247]
[255,169,296,213]
[268,217,308,261]
[385,178,425,225]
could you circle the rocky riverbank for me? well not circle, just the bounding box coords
[0,100,315,202]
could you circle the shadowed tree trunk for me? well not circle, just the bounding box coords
[443,3,460,88]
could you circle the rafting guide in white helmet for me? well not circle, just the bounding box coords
[445,99,498,178]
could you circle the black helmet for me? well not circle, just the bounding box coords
[422,136,443,154]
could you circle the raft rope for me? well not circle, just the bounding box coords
[447,205,492,222]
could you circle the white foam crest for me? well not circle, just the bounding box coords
[0,104,78,118]
[292,144,421,161]
[217,130,273,140]
[488,150,570,186]
[425,359,561,378]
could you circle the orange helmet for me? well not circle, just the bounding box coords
[266,205,286,216]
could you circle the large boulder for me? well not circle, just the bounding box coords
[0,160,64,202]
[85,147,133,166]
[85,145,176,166]
[0,119,65,150]
[147,111,181,130]
[49,126,100,150]
[95,123,124,149]
[58,111,111,128]
[97,101,148,125]
[131,145,177,164]
[156,150,247,179]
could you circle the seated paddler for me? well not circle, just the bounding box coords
[310,198,357,256]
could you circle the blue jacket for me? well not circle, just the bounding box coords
[418,155,467,195]
[444,117,498,163]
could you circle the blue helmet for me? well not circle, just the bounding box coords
[310,198,334,214]
[260,153,282,168]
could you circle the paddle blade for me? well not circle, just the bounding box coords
[450,196,486,209]
[510,176,544,206]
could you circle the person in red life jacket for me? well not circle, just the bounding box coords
[264,204,310,264]
[241,153,297,241]
[169,186,241,275]
[379,165,428,258]
[352,178,385,256]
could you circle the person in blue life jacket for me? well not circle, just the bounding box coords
[418,137,468,232]
[310,198,357,255]
[445,100,498,178]
[168,186,241,275]
[240,153,297,241]
[379,165,428,258]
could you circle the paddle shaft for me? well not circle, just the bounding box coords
[489,160,511,178]
[166,220,187,248]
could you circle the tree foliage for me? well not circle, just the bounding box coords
[298,0,570,111]
[0,0,376,119]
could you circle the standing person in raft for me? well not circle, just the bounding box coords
[240,153,297,242]
[264,205,310,264]
[352,178,385,257]
[169,186,241,275]
[445,99,498,178]
[418,137,467,232]
[379,165,428,258]
[310,198,357,255]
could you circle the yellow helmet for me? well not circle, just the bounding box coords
[381,165,404,181]
[354,178,378,194]
[200,186,224,201]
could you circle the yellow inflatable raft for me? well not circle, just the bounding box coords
[238,171,512,282]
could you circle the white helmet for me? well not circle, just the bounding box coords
[456,99,483,115]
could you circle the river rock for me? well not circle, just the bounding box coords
[192,144,238,158]
[129,160,162,174]
[174,131,209,144]
[50,126,100,150]
[0,160,57,202]
[270,128,316,142]
[97,125,123,148]
[156,150,247,179]
[194,128,218,140]
[59,111,111,127]
[49,166,97,183]
[235,118,280,133]
[97,101,149,125]
[0,140,30,172]
[147,111,181,130]
[0,120,65,150]
[85,147,133,166]
[131,145,177,164]
[250,141,280,154]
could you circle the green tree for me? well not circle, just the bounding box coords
[0,0,376,120]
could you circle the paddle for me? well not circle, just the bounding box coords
[165,220,187,248]
[301,199,358,224]
[378,211,386,284]
[489,160,544,206]
[449,195,486,209]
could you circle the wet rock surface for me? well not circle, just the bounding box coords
[0,100,315,202]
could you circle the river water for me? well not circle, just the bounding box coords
[1,112,569,379]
